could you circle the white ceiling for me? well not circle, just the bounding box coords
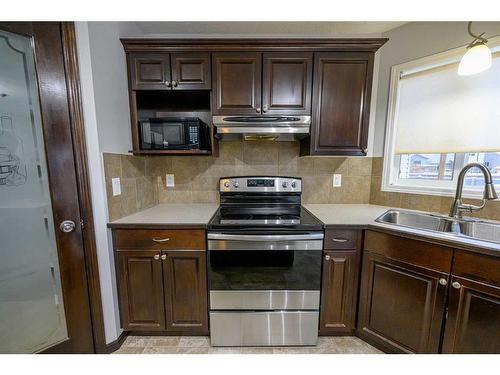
[134,22,408,37]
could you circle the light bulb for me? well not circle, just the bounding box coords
[458,43,492,76]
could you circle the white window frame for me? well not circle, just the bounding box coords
[382,35,500,199]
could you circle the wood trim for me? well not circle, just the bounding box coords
[60,22,107,353]
[101,331,129,354]
[121,38,388,52]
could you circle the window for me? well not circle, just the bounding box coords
[383,36,500,198]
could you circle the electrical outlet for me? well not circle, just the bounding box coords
[333,174,342,187]
[166,174,175,187]
[111,177,121,196]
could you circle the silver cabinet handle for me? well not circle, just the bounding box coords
[325,255,331,261]
[256,107,261,113]
[161,254,167,260]
[171,80,178,87]
[152,237,170,243]
[439,278,448,286]
[452,281,461,289]
[165,81,171,87]
[60,220,76,233]
[154,254,160,260]
[262,105,268,113]
[332,238,348,242]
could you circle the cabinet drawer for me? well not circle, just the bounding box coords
[324,229,360,250]
[113,229,206,251]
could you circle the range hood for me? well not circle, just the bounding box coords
[213,115,311,141]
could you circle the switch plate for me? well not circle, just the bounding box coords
[166,174,175,187]
[333,174,342,187]
[111,177,121,196]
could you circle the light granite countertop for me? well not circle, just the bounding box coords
[108,204,219,228]
[304,204,390,226]
[108,203,500,256]
[305,203,500,257]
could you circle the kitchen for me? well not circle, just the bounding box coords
[1,2,500,372]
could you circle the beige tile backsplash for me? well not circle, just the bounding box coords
[103,145,500,222]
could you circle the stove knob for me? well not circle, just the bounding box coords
[233,182,239,188]
[282,181,289,188]
[291,181,296,188]
[224,181,230,188]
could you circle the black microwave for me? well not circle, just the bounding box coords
[139,117,210,151]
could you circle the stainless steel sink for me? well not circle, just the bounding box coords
[375,209,500,245]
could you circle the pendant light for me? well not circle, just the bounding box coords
[458,22,492,76]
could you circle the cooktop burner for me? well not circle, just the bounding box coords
[208,176,324,231]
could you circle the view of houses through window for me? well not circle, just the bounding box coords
[398,152,500,189]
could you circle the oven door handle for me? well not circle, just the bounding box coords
[207,233,324,241]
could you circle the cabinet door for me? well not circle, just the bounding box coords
[116,250,165,331]
[311,52,374,155]
[442,276,500,353]
[171,53,211,90]
[162,251,209,334]
[262,53,312,115]
[212,52,262,115]
[357,252,448,353]
[319,251,358,335]
[128,53,171,90]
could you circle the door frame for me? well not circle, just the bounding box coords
[0,22,106,353]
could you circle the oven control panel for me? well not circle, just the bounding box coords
[220,177,302,193]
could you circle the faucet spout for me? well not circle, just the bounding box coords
[449,162,498,219]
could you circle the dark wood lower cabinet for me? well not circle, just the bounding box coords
[319,250,358,335]
[117,250,166,331]
[163,251,209,334]
[357,251,449,353]
[113,227,209,335]
[442,276,500,353]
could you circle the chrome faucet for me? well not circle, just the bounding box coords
[449,163,498,219]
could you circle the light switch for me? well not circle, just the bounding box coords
[333,174,342,187]
[111,177,121,196]
[166,174,175,187]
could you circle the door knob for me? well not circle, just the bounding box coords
[165,81,171,87]
[171,80,178,87]
[439,278,448,286]
[256,107,261,113]
[161,254,167,260]
[262,105,268,113]
[154,254,160,260]
[324,255,331,261]
[59,220,76,233]
[452,281,461,289]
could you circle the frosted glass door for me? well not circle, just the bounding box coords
[0,30,68,353]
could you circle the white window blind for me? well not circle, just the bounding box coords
[394,52,500,154]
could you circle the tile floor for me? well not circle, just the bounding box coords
[113,335,382,354]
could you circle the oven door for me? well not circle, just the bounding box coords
[207,232,323,297]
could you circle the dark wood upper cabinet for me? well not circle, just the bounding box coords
[116,250,166,331]
[308,52,374,156]
[212,52,262,115]
[129,53,171,90]
[262,53,312,115]
[162,250,209,334]
[171,53,211,90]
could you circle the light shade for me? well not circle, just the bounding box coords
[458,44,492,76]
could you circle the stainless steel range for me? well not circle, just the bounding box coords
[207,176,324,347]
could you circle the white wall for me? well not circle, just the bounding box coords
[75,21,143,344]
[373,22,500,156]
